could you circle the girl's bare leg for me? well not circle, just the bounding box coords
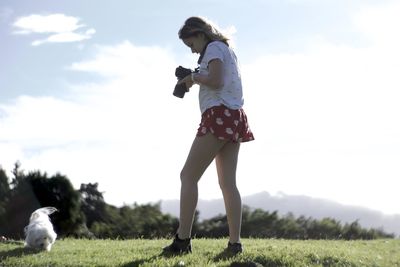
[215,142,242,243]
[177,133,227,239]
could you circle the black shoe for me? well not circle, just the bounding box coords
[226,242,243,255]
[162,234,192,255]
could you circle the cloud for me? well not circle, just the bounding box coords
[0,41,198,205]
[32,29,96,46]
[353,1,400,47]
[239,3,400,214]
[69,41,174,79]
[1,2,399,214]
[12,13,95,46]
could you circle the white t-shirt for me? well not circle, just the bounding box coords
[198,41,244,114]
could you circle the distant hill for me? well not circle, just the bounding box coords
[161,191,400,237]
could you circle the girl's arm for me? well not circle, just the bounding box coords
[179,59,224,90]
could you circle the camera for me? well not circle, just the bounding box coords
[173,66,195,98]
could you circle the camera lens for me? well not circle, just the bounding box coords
[173,83,187,98]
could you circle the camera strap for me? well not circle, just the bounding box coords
[197,40,213,64]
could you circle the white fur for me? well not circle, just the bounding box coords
[24,207,58,251]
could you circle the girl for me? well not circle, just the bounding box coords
[163,16,254,255]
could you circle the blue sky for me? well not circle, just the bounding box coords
[1,0,399,215]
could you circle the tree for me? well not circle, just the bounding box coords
[79,183,108,228]
[1,167,87,238]
[197,214,229,238]
[89,202,178,239]
[276,213,304,239]
[243,208,279,238]
[10,161,24,188]
[0,166,10,227]
[343,220,363,240]
[1,169,41,239]
[0,166,10,200]
[28,172,87,236]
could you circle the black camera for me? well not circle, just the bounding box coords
[173,66,194,98]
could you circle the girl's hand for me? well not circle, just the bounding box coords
[177,74,194,90]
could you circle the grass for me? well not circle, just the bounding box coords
[1,238,399,267]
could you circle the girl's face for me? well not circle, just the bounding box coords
[182,34,208,54]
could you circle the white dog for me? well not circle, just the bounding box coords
[24,207,58,251]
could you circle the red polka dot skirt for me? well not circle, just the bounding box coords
[197,105,255,143]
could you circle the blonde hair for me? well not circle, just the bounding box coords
[178,16,230,47]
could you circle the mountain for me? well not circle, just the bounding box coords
[161,191,400,237]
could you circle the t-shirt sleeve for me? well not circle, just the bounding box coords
[203,42,224,65]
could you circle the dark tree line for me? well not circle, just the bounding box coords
[0,163,395,240]
[0,162,88,239]
[196,208,393,240]
[79,183,178,239]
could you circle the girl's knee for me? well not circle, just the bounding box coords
[180,169,199,186]
[219,179,237,193]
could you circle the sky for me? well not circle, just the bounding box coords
[1,0,399,215]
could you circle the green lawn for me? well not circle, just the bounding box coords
[1,238,399,266]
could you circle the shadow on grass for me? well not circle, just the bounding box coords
[120,254,162,267]
[213,251,264,267]
[118,251,290,267]
[214,250,301,267]
[213,249,237,261]
[0,246,42,261]
[237,255,299,267]
[228,258,292,267]
[120,257,153,267]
